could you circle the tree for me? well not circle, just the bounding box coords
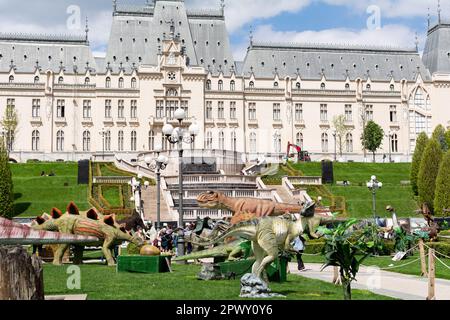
[445,129,450,149]
[361,121,384,163]
[432,125,448,152]
[332,114,348,157]
[410,132,429,196]
[0,104,19,152]
[418,139,443,213]
[434,151,450,217]
[0,137,14,218]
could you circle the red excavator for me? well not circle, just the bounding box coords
[286,142,311,162]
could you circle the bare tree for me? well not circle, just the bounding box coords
[332,114,348,157]
[1,105,18,152]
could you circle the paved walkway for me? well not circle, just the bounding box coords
[289,262,450,300]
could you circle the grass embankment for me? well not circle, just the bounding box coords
[11,163,89,217]
[42,263,392,300]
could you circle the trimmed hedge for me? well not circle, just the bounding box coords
[434,151,450,217]
[410,132,428,196]
[418,139,443,212]
[425,242,450,257]
[0,138,14,218]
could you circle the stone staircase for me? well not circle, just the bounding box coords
[141,185,175,224]
[273,185,298,204]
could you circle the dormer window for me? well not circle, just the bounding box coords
[230,80,235,91]
[206,79,211,90]
[249,81,255,88]
[274,82,279,88]
[321,83,326,90]
[58,76,64,84]
[105,77,111,88]
[131,77,137,89]
[366,84,371,91]
[345,83,350,90]
[296,82,301,89]
[390,84,395,91]
[84,77,90,85]
[118,77,124,88]
[218,80,223,91]
[34,76,39,84]
[9,75,14,83]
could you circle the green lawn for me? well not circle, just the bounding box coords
[290,162,418,218]
[11,163,90,217]
[101,186,122,208]
[42,263,392,300]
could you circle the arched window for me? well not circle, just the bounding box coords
[391,133,398,153]
[218,80,223,91]
[118,131,124,151]
[84,77,90,85]
[321,82,326,90]
[346,133,353,153]
[205,131,213,149]
[56,130,64,151]
[105,77,111,88]
[58,76,64,84]
[83,131,91,152]
[149,130,155,151]
[219,131,225,150]
[206,80,211,90]
[34,76,39,84]
[250,132,257,153]
[273,132,282,153]
[105,130,111,152]
[249,81,254,88]
[296,82,301,90]
[9,75,14,83]
[321,133,328,152]
[131,131,137,151]
[230,80,235,91]
[32,130,40,151]
[231,131,237,151]
[296,132,303,149]
[390,84,395,91]
[118,77,124,88]
[166,88,178,97]
[131,77,137,89]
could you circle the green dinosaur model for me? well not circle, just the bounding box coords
[191,214,323,279]
[173,239,252,262]
[32,202,143,266]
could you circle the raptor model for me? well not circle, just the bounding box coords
[191,214,322,279]
[32,202,143,266]
[197,191,316,225]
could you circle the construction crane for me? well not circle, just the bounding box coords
[286,142,311,162]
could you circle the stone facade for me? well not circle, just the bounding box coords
[0,0,449,163]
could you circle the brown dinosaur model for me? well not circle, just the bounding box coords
[197,191,315,225]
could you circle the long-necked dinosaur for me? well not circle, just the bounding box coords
[173,239,252,262]
[190,214,323,279]
[32,202,143,266]
[197,191,316,225]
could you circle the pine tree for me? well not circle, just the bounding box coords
[432,125,448,152]
[0,137,14,218]
[410,132,429,196]
[434,151,450,217]
[417,139,443,213]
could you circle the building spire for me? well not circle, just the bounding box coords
[249,25,253,48]
[415,32,419,52]
[85,16,89,42]
[220,0,225,14]
[438,0,442,24]
[113,0,117,13]
[428,7,431,29]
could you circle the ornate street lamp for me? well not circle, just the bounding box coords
[332,131,337,162]
[144,145,169,230]
[162,108,199,260]
[99,128,106,160]
[367,175,383,222]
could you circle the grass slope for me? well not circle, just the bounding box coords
[11,163,89,217]
[43,263,392,300]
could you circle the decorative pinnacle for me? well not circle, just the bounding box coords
[438,0,441,24]
[85,16,89,42]
[415,32,419,52]
[113,0,117,13]
[428,7,431,29]
[249,25,253,48]
[220,0,225,13]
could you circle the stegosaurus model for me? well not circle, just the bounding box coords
[192,214,323,279]
[32,202,143,266]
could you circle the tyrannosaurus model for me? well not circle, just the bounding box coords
[32,202,143,266]
[191,214,323,279]
[197,191,316,225]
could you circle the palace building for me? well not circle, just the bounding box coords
[1,0,450,163]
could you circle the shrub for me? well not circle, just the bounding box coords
[418,139,443,213]
[410,132,429,196]
[127,242,141,255]
[0,137,14,218]
[434,151,450,217]
[304,240,325,254]
[432,125,448,152]
[425,242,450,257]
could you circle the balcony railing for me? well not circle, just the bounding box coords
[171,189,276,200]
[54,84,96,90]
[164,174,257,185]
[0,82,45,89]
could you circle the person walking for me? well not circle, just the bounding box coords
[292,236,306,271]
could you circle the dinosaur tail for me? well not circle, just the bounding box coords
[189,219,259,247]
[173,244,231,262]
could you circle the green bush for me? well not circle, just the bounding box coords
[410,132,429,196]
[127,242,141,255]
[434,151,450,217]
[304,240,325,254]
[432,125,449,152]
[0,138,14,218]
[425,242,450,257]
[418,139,443,212]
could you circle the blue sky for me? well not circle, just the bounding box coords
[0,0,447,59]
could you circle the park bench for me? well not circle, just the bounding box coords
[336,181,351,186]
[400,180,411,186]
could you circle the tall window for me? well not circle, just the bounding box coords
[320,104,328,121]
[230,102,237,119]
[219,131,225,150]
[321,133,329,152]
[273,132,281,153]
[56,130,64,151]
[149,130,155,151]
[295,104,303,121]
[83,131,91,152]
[118,100,124,118]
[205,131,213,149]
[131,77,137,89]
[83,100,91,119]
[230,80,235,91]
[365,105,374,121]
[206,101,213,119]
[346,133,353,152]
[130,100,137,119]
[131,131,137,151]
[57,100,65,118]
[165,100,177,119]
[32,99,40,118]
[345,105,352,121]
[218,80,223,91]
[218,101,225,119]
[105,100,112,118]
[296,132,303,149]
[156,100,164,119]
[181,101,189,117]
[231,131,237,151]
[390,105,397,123]
[273,103,281,121]
[118,131,124,151]
[248,103,256,120]
[118,77,124,88]
[250,132,257,153]
[206,80,211,90]
[105,77,111,88]
[391,133,398,153]
[31,130,40,151]
[105,130,111,151]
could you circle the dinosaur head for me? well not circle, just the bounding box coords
[197,191,224,209]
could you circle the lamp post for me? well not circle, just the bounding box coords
[99,128,105,160]
[129,174,149,222]
[367,175,383,222]
[388,132,393,163]
[162,109,199,260]
[332,131,337,161]
[144,145,169,230]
